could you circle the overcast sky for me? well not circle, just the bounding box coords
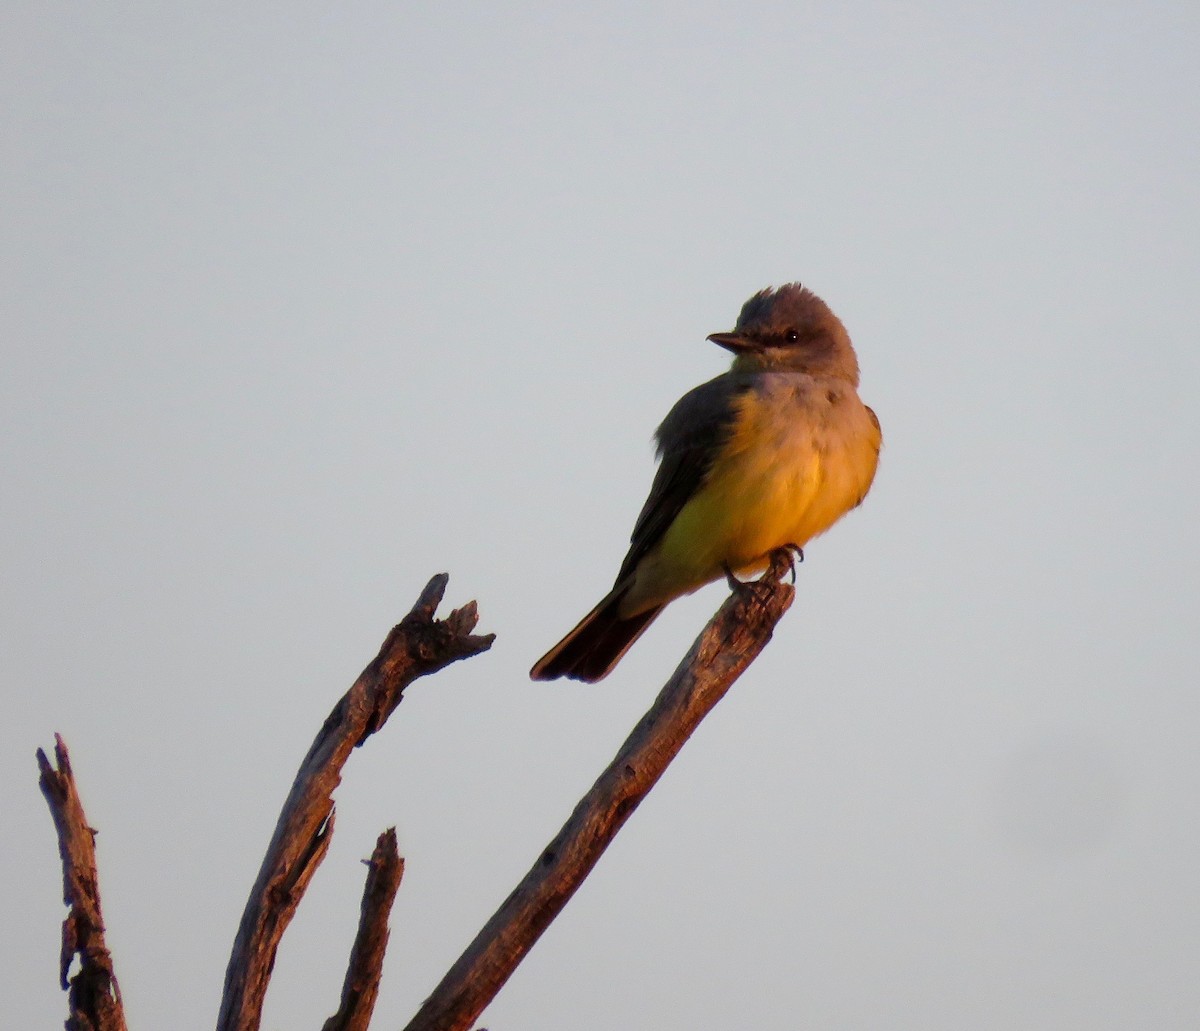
[5,3,1199,1029]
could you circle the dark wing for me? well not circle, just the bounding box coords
[615,372,753,584]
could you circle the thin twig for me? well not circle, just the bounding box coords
[322,829,405,1031]
[404,552,796,1031]
[37,735,129,1031]
[218,574,494,1031]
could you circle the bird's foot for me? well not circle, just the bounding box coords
[723,561,774,625]
[722,561,754,597]
[771,543,804,584]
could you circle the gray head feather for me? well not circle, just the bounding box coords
[727,283,859,383]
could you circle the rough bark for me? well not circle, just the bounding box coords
[322,829,405,1031]
[403,551,796,1031]
[36,735,128,1031]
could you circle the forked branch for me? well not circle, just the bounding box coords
[217,574,494,1031]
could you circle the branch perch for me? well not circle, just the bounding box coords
[218,574,494,1031]
[404,551,796,1031]
[37,734,128,1031]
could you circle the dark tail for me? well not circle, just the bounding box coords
[530,587,664,682]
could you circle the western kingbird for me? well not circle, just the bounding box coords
[531,283,880,682]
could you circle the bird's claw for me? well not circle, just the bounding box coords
[725,545,803,612]
[773,543,804,584]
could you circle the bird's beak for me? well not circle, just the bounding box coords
[706,331,757,354]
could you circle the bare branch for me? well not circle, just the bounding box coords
[37,734,128,1031]
[322,829,405,1031]
[404,552,796,1031]
[218,574,494,1031]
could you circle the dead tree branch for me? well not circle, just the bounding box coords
[217,573,494,1031]
[36,561,789,1031]
[322,829,405,1031]
[404,551,796,1031]
[36,734,128,1031]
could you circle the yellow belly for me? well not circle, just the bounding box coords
[620,376,879,616]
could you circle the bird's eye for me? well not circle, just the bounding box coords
[785,328,800,343]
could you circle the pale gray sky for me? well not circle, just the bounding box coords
[5,3,1199,1029]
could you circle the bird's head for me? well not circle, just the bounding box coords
[707,283,859,383]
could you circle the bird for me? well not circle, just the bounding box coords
[530,283,880,682]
